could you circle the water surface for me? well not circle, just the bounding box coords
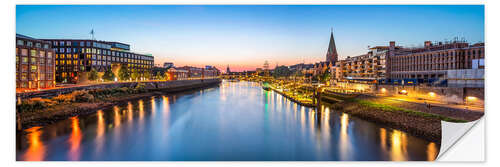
[16,81,439,161]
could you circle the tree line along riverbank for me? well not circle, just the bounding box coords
[16,79,221,130]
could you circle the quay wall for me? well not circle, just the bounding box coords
[16,79,221,100]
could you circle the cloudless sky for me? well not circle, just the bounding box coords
[16,5,484,71]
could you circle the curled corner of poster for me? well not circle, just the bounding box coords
[437,117,484,161]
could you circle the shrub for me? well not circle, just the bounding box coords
[72,90,94,102]
[52,93,75,103]
[17,98,57,113]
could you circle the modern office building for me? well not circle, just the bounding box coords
[16,34,55,91]
[41,39,154,83]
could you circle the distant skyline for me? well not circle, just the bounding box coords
[16,5,484,72]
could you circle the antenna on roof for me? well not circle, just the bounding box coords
[90,28,95,40]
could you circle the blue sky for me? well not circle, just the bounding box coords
[16,5,484,71]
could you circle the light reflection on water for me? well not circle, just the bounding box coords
[16,81,440,161]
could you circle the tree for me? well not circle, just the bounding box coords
[144,71,151,81]
[88,68,99,82]
[131,69,140,81]
[154,71,163,80]
[118,65,130,81]
[319,70,331,83]
[102,69,115,82]
[273,65,292,79]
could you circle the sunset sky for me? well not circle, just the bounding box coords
[16,5,484,72]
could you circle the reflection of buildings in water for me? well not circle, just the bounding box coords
[138,100,144,120]
[68,117,82,161]
[127,102,133,123]
[427,142,438,161]
[95,110,105,156]
[389,130,408,161]
[150,96,156,116]
[380,128,387,151]
[338,113,353,160]
[113,106,121,127]
[23,127,45,161]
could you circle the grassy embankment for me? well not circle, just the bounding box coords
[321,92,467,123]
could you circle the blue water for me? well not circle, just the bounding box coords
[16,81,439,161]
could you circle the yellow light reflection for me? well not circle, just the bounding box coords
[390,130,408,161]
[380,128,387,150]
[68,117,82,161]
[95,110,105,155]
[113,106,121,127]
[127,102,133,122]
[427,142,438,161]
[339,113,352,160]
[138,100,144,120]
[23,127,45,161]
[151,96,156,116]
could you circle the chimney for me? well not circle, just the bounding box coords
[424,41,432,48]
[389,41,396,50]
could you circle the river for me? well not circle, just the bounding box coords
[16,81,439,161]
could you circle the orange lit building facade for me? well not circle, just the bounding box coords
[16,34,55,91]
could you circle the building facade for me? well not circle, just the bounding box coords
[333,46,389,83]
[16,34,55,91]
[387,40,484,86]
[41,39,154,83]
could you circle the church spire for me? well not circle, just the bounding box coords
[326,28,338,62]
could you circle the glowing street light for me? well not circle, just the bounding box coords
[428,92,436,98]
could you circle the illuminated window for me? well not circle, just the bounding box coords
[39,51,45,58]
[22,57,28,64]
[47,52,52,59]
[31,65,37,72]
[30,57,36,63]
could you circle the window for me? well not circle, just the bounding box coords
[86,41,91,47]
[30,50,37,57]
[22,57,28,64]
[17,40,24,46]
[20,49,27,56]
[60,48,65,53]
[60,41,65,46]
[66,41,71,46]
[39,51,45,58]
[27,42,33,47]
[30,65,37,72]
[21,73,27,81]
[44,44,49,49]
[80,41,84,47]
[31,57,36,63]
[40,58,45,65]
[47,52,52,59]
[35,43,41,48]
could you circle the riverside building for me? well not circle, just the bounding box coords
[387,40,484,87]
[16,34,55,91]
[41,39,154,83]
[333,45,395,83]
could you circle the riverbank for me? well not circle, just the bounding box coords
[320,92,451,142]
[269,88,316,108]
[17,79,221,130]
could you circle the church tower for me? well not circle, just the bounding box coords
[326,29,338,63]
